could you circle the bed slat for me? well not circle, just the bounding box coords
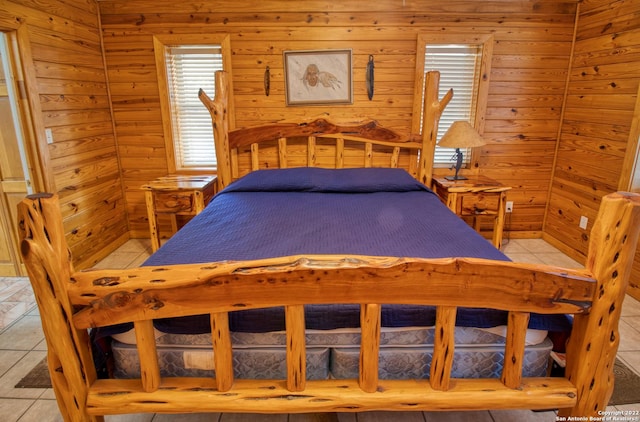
[251,143,259,171]
[211,312,233,391]
[231,148,239,180]
[430,306,457,391]
[307,136,316,166]
[134,320,160,392]
[336,138,344,168]
[359,303,381,393]
[391,146,400,168]
[501,311,530,389]
[278,137,287,168]
[286,305,306,392]
[364,143,373,167]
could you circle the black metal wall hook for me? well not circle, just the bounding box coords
[264,66,270,96]
[366,55,374,100]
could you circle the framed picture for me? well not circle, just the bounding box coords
[283,49,353,106]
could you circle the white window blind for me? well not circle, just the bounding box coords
[424,44,482,165]
[165,46,223,170]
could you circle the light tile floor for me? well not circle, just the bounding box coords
[1,238,639,421]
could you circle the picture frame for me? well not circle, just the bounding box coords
[283,49,353,106]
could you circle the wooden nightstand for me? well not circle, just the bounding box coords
[432,176,511,249]
[142,175,217,252]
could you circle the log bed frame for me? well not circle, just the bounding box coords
[18,71,640,421]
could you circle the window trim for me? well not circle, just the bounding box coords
[412,33,493,169]
[153,34,234,174]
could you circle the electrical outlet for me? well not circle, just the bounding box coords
[579,215,588,230]
[505,201,513,213]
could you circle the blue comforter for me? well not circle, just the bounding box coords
[133,168,569,334]
[147,167,507,264]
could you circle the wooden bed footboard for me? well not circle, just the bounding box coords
[17,191,640,420]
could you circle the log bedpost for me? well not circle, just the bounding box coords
[418,70,453,188]
[18,193,102,422]
[560,192,640,417]
[199,70,232,190]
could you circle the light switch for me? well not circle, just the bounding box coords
[45,128,53,144]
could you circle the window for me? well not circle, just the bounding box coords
[165,46,222,170]
[414,34,493,167]
[154,35,232,173]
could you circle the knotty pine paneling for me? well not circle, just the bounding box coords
[1,0,127,269]
[98,0,578,238]
[545,0,640,300]
[6,0,639,297]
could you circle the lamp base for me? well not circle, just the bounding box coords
[445,175,468,181]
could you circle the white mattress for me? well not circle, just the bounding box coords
[112,325,548,347]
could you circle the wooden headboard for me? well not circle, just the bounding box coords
[199,71,452,190]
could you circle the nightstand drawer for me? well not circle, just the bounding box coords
[459,193,499,215]
[154,191,195,214]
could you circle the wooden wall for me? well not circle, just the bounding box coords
[97,0,579,239]
[1,0,127,268]
[5,0,639,296]
[545,0,640,299]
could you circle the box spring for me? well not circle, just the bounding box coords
[111,326,551,380]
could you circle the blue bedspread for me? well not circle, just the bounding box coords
[129,168,569,335]
[147,167,507,265]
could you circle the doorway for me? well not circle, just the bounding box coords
[627,85,640,193]
[631,135,639,193]
[0,31,35,276]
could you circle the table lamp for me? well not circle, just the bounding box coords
[437,121,486,180]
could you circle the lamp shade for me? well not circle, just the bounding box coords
[437,121,486,148]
